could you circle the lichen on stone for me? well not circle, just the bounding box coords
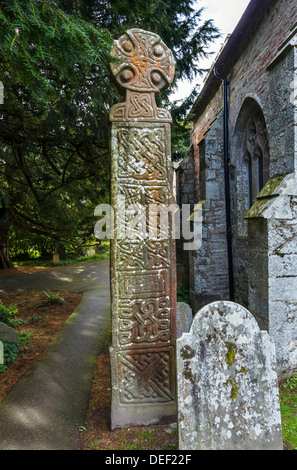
[244,197,270,218]
[180,344,195,360]
[257,175,287,198]
[223,377,240,400]
[183,360,196,385]
[245,175,288,219]
[226,343,237,368]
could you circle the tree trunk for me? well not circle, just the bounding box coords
[0,238,13,269]
[0,208,13,269]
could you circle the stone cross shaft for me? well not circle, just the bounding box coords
[109,29,177,429]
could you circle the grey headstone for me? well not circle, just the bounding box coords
[0,322,19,344]
[176,302,192,338]
[177,301,283,450]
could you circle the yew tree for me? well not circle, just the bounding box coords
[0,0,113,268]
[0,0,219,268]
[64,0,220,159]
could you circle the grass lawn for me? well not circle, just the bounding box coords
[11,240,110,268]
[279,374,297,450]
[13,252,109,268]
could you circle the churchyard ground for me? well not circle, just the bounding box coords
[0,265,296,450]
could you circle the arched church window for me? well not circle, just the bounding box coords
[243,117,266,208]
[232,98,269,237]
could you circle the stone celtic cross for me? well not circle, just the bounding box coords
[109,29,177,429]
[110,28,175,122]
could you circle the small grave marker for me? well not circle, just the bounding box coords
[177,301,283,450]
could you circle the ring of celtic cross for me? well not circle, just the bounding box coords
[110,28,175,94]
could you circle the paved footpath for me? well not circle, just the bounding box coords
[0,259,111,450]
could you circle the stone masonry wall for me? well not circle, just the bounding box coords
[268,44,297,176]
[186,0,297,305]
[267,197,297,373]
[192,0,297,171]
[189,112,229,313]
[176,154,196,287]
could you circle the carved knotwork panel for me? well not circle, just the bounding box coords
[118,347,175,404]
[116,240,170,271]
[118,296,170,347]
[113,126,168,182]
[117,184,169,208]
[118,270,168,299]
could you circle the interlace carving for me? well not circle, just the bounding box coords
[119,348,175,403]
[109,29,176,425]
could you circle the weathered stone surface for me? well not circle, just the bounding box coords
[177,301,283,450]
[0,322,19,344]
[176,302,192,338]
[181,113,229,315]
[109,29,177,429]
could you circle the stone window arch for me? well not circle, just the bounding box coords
[231,98,270,237]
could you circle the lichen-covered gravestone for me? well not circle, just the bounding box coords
[109,29,177,429]
[177,301,283,450]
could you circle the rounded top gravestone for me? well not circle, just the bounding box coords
[177,301,283,450]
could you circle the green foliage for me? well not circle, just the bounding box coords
[279,374,297,450]
[177,284,190,304]
[12,241,110,265]
[0,341,18,372]
[0,1,114,268]
[0,299,22,327]
[17,253,110,266]
[9,227,110,262]
[0,0,219,267]
[280,375,297,392]
[41,291,65,305]
[56,0,219,167]
[0,331,33,373]
[62,0,219,81]
[61,0,220,152]
[9,227,56,260]
[0,0,112,100]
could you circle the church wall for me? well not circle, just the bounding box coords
[189,112,229,313]
[180,0,297,372]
